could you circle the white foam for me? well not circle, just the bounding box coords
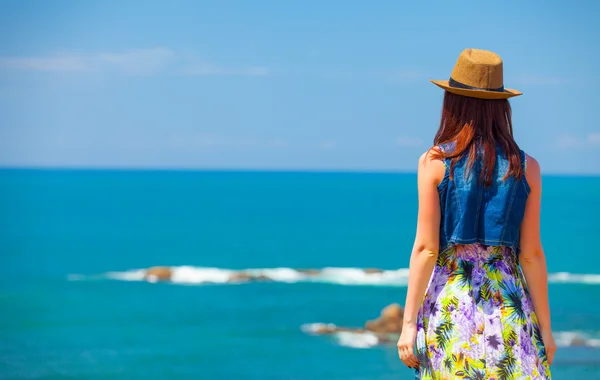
[301,324,600,349]
[554,331,600,348]
[301,323,337,334]
[314,267,410,286]
[69,266,410,286]
[335,331,380,349]
[69,266,600,287]
[104,269,147,281]
[246,267,305,282]
[170,266,234,284]
[548,272,600,285]
[300,323,381,349]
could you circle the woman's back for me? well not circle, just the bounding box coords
[413,145,551,379]
[437,143,530,255]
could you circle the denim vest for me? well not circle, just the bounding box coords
[437,142,530,255]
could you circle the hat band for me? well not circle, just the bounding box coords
[449,78,504,92]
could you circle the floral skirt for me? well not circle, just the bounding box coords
[414,243,551,379]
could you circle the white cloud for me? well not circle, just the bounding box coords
[0,48,268,77]
[587,132,600,146]
[0,56,89,72]
[96,48,174,75]
[557,133,600,149]
[165,134,289,149]
[557,134,580,149]
[396,136,424,147]
[0,48,174,75]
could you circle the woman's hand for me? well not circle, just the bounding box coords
[541,329,556,366]
[397,324,419,369]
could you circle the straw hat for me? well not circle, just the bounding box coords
[431,48,522,99]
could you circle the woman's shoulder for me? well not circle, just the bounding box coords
[418,147,447,185]
[523,152,539,170]
[419,146,445,164]
[523,152,541,188]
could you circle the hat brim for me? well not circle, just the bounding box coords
[430,79,522,99]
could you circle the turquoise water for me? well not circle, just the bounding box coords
[1,169,599,379]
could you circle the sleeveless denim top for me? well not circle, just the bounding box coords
[437,142,530,255]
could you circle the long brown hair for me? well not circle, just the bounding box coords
[430,91,523,187]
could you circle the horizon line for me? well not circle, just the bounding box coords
[1,165,599,178]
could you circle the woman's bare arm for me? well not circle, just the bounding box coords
[401,151,444,327]
[397,150,444,368]
[519,155,556,364]
[519,156,551,330]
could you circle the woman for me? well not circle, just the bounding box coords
[397,49,556,379]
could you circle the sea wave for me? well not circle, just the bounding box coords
[301,323,600,349]
[67,266,600,286]
[68,266,410,286]
[548,272,600,284]
[301,323,381,349]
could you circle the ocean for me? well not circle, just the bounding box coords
[1,169,599,379]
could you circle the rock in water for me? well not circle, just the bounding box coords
[144,266,173,282]
[227,272,254,282]
[381,303,404,320]
[254,274,273,282]
[364,319,385,333]
[380,303,404,333]
[365,303,404,334]
[570,337,587,347]
[306,303,406,347]
[298,269,320,276]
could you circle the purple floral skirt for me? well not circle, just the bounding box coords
[415,243,551,379]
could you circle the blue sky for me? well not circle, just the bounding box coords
[1,0,599,174]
